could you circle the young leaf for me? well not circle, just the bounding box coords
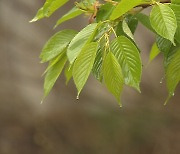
[110,0,149,20]
[103,52,124,106]
[67,23,98,64]
[73,42,98,97]
[150,4,177,44]
[149,43,160,63]
[54,7,83,28]
[165,49,180,104]
[110,36,142,92]
[40,30,77,62]
[31,0,69,22]
[43,52,67,99]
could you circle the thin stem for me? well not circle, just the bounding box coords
[111,27,117,38]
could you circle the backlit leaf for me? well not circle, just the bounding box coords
[150,4,177,44]
[73,42,98,97]
[67,23,98,64]
[54,7,83,28]
[110,0,149,20]
[149,43,160,63]
[31,0,69,22]
[110,36,142,91]
[43,52,67,99]
[40,30,77,62]
[103,52,124,106]
[64,64,73,85]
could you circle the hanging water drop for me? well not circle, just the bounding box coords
[76,95,79,100]
[160,77,164,84]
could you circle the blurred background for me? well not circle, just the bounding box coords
[0,0,180,154]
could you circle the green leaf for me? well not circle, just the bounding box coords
[110,36,142,91]
[170,4,180,43]
[165,48,180,104]
[125,15,138,34]
[64,64,73,85]
[164,43,180,69]
[110,0,149,20]
[92,47,103,82]
[172,0,180,5]
[40,30,77,63]
[96,3,115,22]
[150,4,177,44]
[31,0,69,22]
[136,13,154,32]
[156,35,172,56]
[73,42,98,97]
[43,0,69,17]
[43,52,67,99]
[149,43,160,63]
[116,20,134,40]
[122,20,134,40]
[43,49,66,75]
[94,23,109,41]
[30,8,44,22]
[67,23,98,64]
[54,7,83,28]
[103,52,124,106]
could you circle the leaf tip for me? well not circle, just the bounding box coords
[29,17,38,23]
[53,24,57,29]
[137,87,141,93]
[76,94,80,100]
[134,84,141,93]
[117,97,122,107]
[172,40,176,46]
[41,96,45,104]
[164,95,171,105]
[65,81,69,85]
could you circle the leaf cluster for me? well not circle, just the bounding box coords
[31,0,180,106]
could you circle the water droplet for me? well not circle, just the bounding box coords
[76,95,79,100]
[160,77,164,84]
